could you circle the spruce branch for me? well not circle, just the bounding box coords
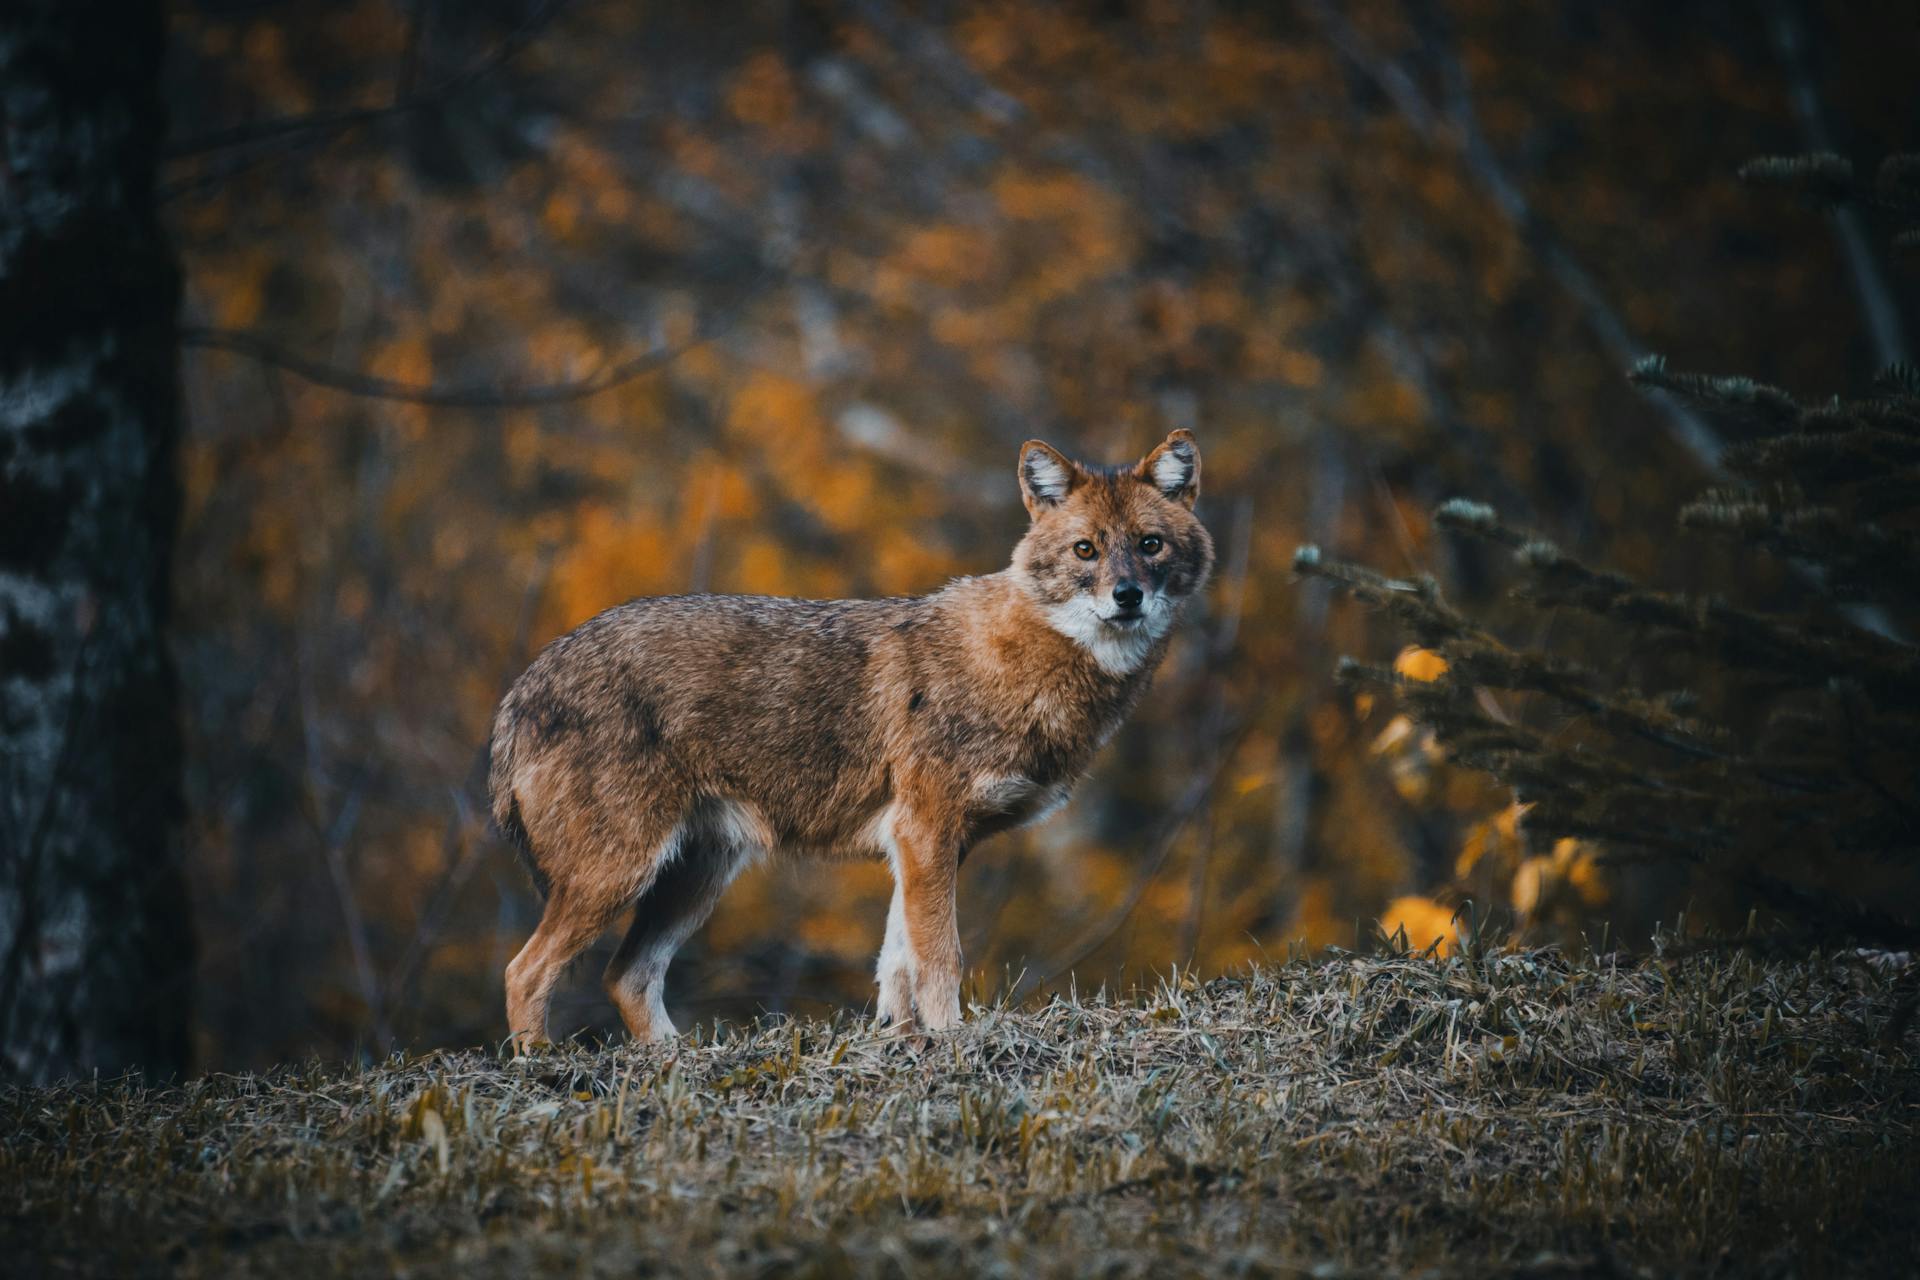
[1627,360,1805,434]
[1680,498,1920,606]
[1876,154,1920,206]
[1876,361,1920,398]
[1312,149,1918,951]
[1738,152,1855,206]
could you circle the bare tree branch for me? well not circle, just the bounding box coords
[397,0,431,101]
[1303,0,1728,474]
[178,272,774,408]
[293,633,391,1051]
[384,786,487,1021]
[320,786,384,1049]
[387,557,552,1021]
[1175,497,1255,963]
[1307,0,1904,645]
[164,0,570,160]
[1009,744,1233,1006]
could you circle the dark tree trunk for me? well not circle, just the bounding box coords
[0,0,192,1082]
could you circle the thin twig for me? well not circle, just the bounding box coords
[177,269,775,409]
[164,0,570,159]
[1766,0,1909,367]
[1302,0,1727,474]
[294,635,391,1050]
[1006,748,1234,1006]
[1175,497,1254,963]
[385,785,488,1020]
[1308,0,1905,643]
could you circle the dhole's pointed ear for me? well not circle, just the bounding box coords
[1018,440,1083,517]
[1136,429,1200,508]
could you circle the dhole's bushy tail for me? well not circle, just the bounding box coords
[488,697,550,900]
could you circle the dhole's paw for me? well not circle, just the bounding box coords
[912,972,962,1031]
[874,959,915,1030]
[915,1001,963,1033]
[873,988,914,1031]
[629,1019,679,1046]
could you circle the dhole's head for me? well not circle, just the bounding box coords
[1011,430,1215,674]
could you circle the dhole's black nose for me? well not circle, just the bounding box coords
[1112,581,1144,610]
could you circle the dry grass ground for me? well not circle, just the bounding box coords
[5,945,1917,1278]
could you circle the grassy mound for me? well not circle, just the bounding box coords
[5,947,1916,1277]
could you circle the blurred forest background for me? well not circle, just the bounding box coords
[141,0,1914,1069]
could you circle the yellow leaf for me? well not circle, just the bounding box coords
[1510,856,1551,917]
[1380,895,1455,955]
[1370,713,1417,756]
[1393,646,1449,682]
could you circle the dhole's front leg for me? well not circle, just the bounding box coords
[891,807,964,1031]
[874,879,915,1028]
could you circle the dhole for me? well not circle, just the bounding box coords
[489,431,1214,1044]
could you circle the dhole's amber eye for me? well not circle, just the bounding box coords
[1139,535,1164,555]
[1072,539,1097,561]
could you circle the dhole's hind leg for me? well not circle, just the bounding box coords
[505,885,633,1049]
[504,786,687,1048]
[603,838,748,1043]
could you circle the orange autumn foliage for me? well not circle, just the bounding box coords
[160,0,1906,1065]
